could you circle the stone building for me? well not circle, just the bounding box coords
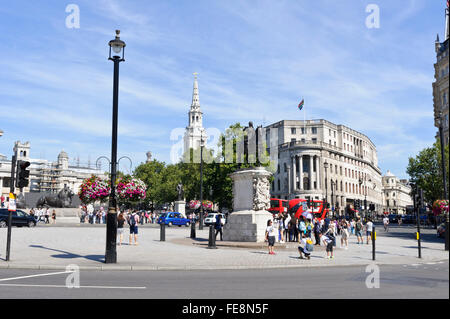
[184,73,207,153]
[265,119,383,216]
[433,5,449,145]
[381,170,413,215]
[0,141,106,203]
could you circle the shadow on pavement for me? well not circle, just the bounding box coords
[29,245,104,263]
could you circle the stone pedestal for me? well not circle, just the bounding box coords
[223,167,273,242]
[174,200,186,217]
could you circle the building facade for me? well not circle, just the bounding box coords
[0,141,106,200]
[433,5,449,145]
[184,73,207,153]
[381,170,413,215]
[265,119,383,216]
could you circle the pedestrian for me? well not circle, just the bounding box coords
[350,219,355,235]
[51,209,56,224]
[128,210,140,245]
[214,214,223,241]
[383,215,390,232]
[322,227,335,259]
[313,219,322,245]
[306,218,312,238]
[117,212,126,246]
[340,219,349,249]
[265,219,276,255]
[365,218,374,244]
[278,213,285,243]
[284,213,291,242]
[355,218,364,244]
[298,234,314,260]
[45,208,50,224]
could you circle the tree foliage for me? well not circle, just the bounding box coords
[407,139,449,204]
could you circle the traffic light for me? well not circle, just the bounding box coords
[15,160,30,188]
[355,199,360,209]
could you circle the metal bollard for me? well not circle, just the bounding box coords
[207,225,217,249]
[372,226,376,261]
[190,220,196,239]
[160,222,165,242]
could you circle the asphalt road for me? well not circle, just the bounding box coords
[0,261,447,299]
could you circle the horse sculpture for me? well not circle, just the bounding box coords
[36,186,74,208]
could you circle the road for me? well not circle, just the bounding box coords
[0,261,447,299]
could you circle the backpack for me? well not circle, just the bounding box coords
[129,214,136,227]
[305,239,314,252]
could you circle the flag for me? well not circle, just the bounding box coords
[298,99,304,111]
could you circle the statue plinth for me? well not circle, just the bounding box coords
[223,167,273,242]
[174,200,186,217]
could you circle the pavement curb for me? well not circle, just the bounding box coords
[1,258,447,272]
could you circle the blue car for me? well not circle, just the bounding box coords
[157,212,191,227]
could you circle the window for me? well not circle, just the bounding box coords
[333,131,336,138]
[312,138,317,144]
[291,128,296,134]
[329,129,331,135]
[311,127,317,134]
[301,127,306,134]
[301,138,306,143]
[291,138,296,143]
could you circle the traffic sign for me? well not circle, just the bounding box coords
[8,193,16,212]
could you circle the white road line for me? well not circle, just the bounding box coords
[0,271,73,282]
[0,284,146,289]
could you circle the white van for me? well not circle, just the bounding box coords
[204,213,226,226]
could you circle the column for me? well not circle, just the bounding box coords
[292,156,297,191]
[315,156,320,190]
[299,155,303,190]
[309,155,313,191]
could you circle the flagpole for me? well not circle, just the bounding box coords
[303,97,306,136]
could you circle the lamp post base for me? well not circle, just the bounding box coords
[105,211,117,264]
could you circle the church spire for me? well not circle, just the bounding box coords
[191,72,200,110]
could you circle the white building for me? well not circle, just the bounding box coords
[0,141,106,201]
[184,73,207,153]
[265,119,383,216]
[381,170,413,215]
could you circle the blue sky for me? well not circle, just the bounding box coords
[0,0,446,178]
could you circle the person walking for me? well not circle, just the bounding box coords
[214,214,223,241]
[313,219,322,245]
[117,212,126,246]
[340,219,349,249]
[284,213,291,242]
[51,209,56,224]
[265,220,276,255]
[355,218,364,244]
[322,226,336,259]
[365,218,374,244]
[44,208,50,224]
[278,213,285,243]
[128,210,140,245]
[383,215,390,232]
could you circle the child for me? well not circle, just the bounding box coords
[322,228,335,259]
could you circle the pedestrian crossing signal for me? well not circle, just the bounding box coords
[15,160,30,188]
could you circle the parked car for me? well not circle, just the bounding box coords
[437,223,446,238]
[157,212,191,227]
[0,208,36,228]
[204,213,226,226]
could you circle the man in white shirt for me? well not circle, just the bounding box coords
[365,219,374,244]
[383,216,389,232]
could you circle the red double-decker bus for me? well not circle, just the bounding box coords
[269,198,288,215]
[288,198,329,221]
[269,198,329,221]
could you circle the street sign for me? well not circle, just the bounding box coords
[8,193,16,212]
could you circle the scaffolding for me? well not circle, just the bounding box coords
[36,163,63,193]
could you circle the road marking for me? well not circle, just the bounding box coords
[0,283,146,289]
[0,271,73,282]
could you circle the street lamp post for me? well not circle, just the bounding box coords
[105,30,126,264]
[199,133,205,230]
[437,112,448,251]
[331,180,335,219]
[324,161,329,217]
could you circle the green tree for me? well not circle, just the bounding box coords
[407,139,449,204]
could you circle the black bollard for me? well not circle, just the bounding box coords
[207,225,217,249]
[190,219,196,239]
[160,222,165,242]
[372,226,376,261]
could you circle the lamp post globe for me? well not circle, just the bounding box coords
[105,30,126,264]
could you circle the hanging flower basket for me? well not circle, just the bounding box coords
[116,177,147,203]
[189,200,201,210]
[78,175,110,204]
[202,200,213,210]
[432,200,449,216]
